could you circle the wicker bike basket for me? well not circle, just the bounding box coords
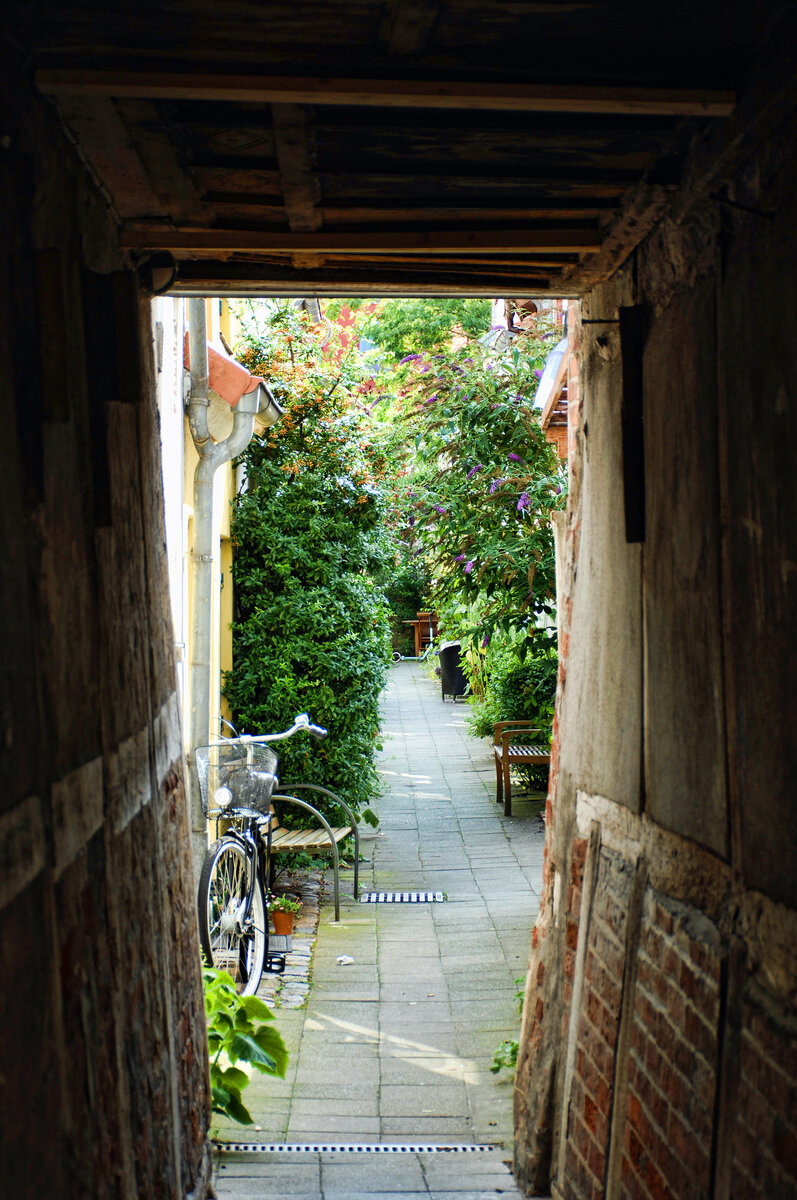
[195,742,278,819]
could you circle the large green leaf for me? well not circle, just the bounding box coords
[215,1066,250,1092]
[251,1026,290,1078]
[240,994,275,1022]
[228,1031,278,1072]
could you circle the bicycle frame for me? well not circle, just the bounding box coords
[211,819,265,938]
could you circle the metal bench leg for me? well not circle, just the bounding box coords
[278,783,360,903]
[495,753,503,806]
[271,793,341,921]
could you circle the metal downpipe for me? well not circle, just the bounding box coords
[186,299,257,875]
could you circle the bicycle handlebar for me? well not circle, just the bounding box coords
[205,712,328,748]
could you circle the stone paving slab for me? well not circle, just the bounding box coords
[213,663,545,1198]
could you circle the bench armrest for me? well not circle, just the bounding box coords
[494,721,545,746]
[273,783,361,906]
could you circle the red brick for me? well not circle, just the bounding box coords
[628,1092,647,1140]
[743,1040,793,1112]
[645,924,665,962]
[566,919,580,950]
[644,1154,670,1200]
[583,1091,610,1146]
[585,1130,606,1184]
[772,1122,797,1179]
[594,923,624,968]
[678,957,716,1013]
[635,1066,670,1135]
[621,1155,648,1200]
[571,1113,597,1181]
[568,882,582,919]
[655,901,675,935]
[578,1046,603,1103]
[670,1029,696,1080]
[626,1124,646,1175]
[650,969,685,1025]
[658,1059,689,1116]
[731,1114,760,1176]
[662,944,681,981]
[741,1083,776,1144]
[747,1009,797,1079]
[595,1071,611,1115]
[668,1110,698,1171]
[684,1004,717,1065]
[688,939,717,979]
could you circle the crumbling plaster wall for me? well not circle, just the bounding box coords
[514,101,796,1200]
[0,57,210,1198]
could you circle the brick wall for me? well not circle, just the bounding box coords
[620,893,720,1200]
[563,850,634,1200]
[0,59,211,1198]
[731,999,797,1197]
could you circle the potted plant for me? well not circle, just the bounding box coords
[269,893,302,936]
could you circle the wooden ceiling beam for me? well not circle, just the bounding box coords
[319,205,613,224]
[119,227,601,254]
[52,95,169,221]
[203,197,611,223]
[37,70,735,117]
[559,181,672,290]
[114,98,213,225]
[311,253,575,269]
[380,0,440,56]
[168,266,565,298]
[270,103,322,231]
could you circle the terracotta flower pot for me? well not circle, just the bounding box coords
[272,909,296,936]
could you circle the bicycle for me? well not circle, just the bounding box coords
[391,641,437,664]
[195,713,329,995]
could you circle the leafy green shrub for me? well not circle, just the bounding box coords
[467,632,558,739]
[224,305,392,826]
[490,977,525,1074]
[490,1038,519,1074]
[203,964,288,1125]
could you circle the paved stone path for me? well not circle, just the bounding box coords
[213,662,546,1199]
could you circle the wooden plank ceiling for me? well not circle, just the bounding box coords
[13,1,770,295]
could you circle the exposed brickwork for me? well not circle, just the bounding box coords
[619,892,720,1200]
[731,998,797,1198]
[562,850,635,1199]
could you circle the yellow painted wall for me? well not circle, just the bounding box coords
[182,298,244,746]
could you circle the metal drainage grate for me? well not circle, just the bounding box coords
[216,1142,498,1154]
[359,891,446,903]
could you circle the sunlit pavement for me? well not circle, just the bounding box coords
[213,661,546,1199]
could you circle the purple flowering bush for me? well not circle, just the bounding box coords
[397,324,566,651]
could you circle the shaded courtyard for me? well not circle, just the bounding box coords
[213,661,545,1197]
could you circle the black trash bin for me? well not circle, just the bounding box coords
[437,641,469,702]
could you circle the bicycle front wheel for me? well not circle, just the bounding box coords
[198,838,266,995]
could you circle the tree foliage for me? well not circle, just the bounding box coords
[358,298,491,363]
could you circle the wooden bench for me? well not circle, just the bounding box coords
[493,722,551,817]
[266,784,360,920]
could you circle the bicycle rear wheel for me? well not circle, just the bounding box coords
[198,838,266,995]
